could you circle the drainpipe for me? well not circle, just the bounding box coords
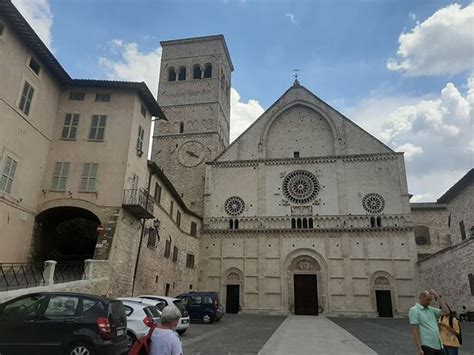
[131,168,152,296]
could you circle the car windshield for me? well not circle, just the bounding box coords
[173,300,187,314]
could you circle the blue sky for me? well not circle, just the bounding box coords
[12,0,474,200]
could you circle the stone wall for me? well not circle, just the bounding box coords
[447,183,474,245]
[417,238,474,312]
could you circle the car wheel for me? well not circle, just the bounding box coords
[202,314,213,324]
[67,342,94,355]
[126,331,137,350]
[176,328,187,335]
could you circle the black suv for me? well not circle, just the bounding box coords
[0,292,128,355]
[177,292,223,324]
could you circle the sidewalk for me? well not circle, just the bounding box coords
[258,315,377,355]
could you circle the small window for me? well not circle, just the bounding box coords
[189,284,193,290]
[293,151,300,158]
[61,113,80,140]
[44,295,79,317]
[95,93,111,102]
[164,239,171,258]
[19,81,34,115]
[186,254,195,269]
[204,63,212,78]
[51,162,70,191]
[170,200,174,216]
[165,283,170,296]
[88,115,107,141]
[69,92,85,101]
[460,221,466,240]
[172,246,178,263]
[140,104,147,117]
[179,122,184,133]
[414,225,431,245]
[178,67,186,81]
[190,221,197,236]
[147,227,157,249]
[29,57,41,75]
[79,163,98,192]
[168,67,177,81]
[136,125,145,152]
[176,211,181,227]
[193,64,202,79]
[291,218,296,229]
[469,273,474,296]
[0,22,4,36]
[0,156,17,194]
[154,183,162,203]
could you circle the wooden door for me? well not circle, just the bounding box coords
[294,274,318,315]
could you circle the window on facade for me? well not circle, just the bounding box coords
[204,63,212,78]
[147,227,157,249]
[168,67,177,81]
[179,122,184,133]
[28,57,41,75]
[186,254,195,269]
[178,67,186,81]
[370,217,376,228]
[176,211,181,227]
[164,239,171,258]
[190,222,197,236]
[170,200,174,217]
[19,81,34,115]
[79,163,98,192]
[172,246,178,263]
[95,93,111,102]
[193,64,202,79]
[0,156,17,194]
[460,221,467,241]
[165,283,170,296]
[69,91,85,101]
[376,216,382,228]
[140,104,147,117]
[61,113,79,140]
[51,162,70,191]
[414,225,431,245]
[136,125,145,152]
[469,273,474,296]
[154,183,162,203]
[294,151,300,158]
[88,115,107,141]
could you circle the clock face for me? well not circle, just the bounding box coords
[178,141,206,167]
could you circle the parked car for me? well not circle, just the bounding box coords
[0,292,128,355]
[176,292,223,324]
[117,297,161,351]
[138,295,190,334]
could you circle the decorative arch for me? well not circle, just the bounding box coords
[369,270,397,316]
[222,267,244,311]
[282,248,329,314]
[258,101,340,159]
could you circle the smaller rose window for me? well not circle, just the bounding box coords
[224,196,245,216]
[362,193,385,214]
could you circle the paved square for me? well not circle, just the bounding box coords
[330,317,474,355]
[181,314,286,355]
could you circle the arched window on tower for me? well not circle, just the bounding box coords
[297,218,302,229]
[308,218,314,229]
[291,218,296,229]
[229,219,234,230]
[414,225,431,245]
[204,63,212,78]
[193,64,202,79]
[234,219,239,230]
[178,66,186,81]
[302,218,308,229]
[168,67,176,82]
[376,217,382,228]
[370,217,376,228]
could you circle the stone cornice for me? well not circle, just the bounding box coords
[202,226,414,235]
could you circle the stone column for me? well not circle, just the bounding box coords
[43,260,57,286]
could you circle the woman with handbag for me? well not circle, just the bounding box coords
[439,307,462,355]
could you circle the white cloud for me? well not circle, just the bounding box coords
[345,73,474,201]
[284,12,297,25]
[230,88,265,142]
[408,12,417,21]
[12,0,53,49]
[99,40,162,96]
[387,3,474,76]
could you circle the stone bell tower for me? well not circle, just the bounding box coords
[152,35,233,216]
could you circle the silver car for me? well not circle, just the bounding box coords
[118,297,161,350]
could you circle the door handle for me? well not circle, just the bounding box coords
[23,319,35,323]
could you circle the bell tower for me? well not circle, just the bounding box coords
[152,35,233,215]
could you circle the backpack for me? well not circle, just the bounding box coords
[449,316,463,345]
[129,325,157,355]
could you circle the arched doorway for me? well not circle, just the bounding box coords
[371,272,394,317]
[223,268,243,314]
[32,207,101,263]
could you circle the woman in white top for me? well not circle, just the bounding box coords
[150,305,183,355]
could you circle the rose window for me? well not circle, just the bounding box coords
[224,196,245,216]
[362,193,385,213]
[282,170,320,204]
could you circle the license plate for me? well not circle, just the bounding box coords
[182,319,189,324]
[117,329,124,336]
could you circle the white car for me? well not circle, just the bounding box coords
[118,297,162,350]
[139,295,190,335]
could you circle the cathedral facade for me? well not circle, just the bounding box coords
[154,35,418,316]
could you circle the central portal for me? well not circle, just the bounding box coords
[294,274,318,315]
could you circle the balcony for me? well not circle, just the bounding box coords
[122,189,154,219]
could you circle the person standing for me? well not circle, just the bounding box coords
[439,308,461,355]
[150,306,183,355]
[409,290,450,355]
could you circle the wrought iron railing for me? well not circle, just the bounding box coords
[0,262,45,291]
[53,262,86,283]
[122,188,154,217]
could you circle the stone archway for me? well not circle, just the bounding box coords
[370,271,395,317]
[282,249,329,315]
[222,268,244,313]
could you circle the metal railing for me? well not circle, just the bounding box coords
[53,262,86,284]
[0,262,45,291]
[122,188,154,217]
